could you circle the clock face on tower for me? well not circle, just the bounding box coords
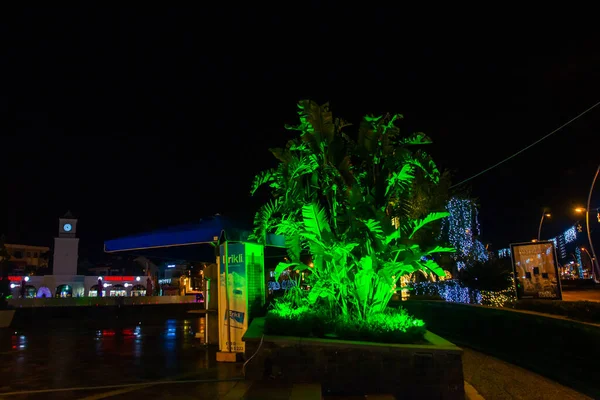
[63,223,72,232]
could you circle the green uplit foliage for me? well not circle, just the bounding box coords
[265,302,426,343]
[251,100,454,322]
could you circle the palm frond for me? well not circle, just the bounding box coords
[385,164,414,196]
[301,203,332,242]
[251,169,276,195]
[409,150,440,183]
[401,132,433,146]
[249,197,283,243]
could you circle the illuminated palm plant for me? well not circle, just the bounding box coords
[251,100,454,319]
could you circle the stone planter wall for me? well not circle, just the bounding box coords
[243,318,464,399]
[0,310,15,328]
[401,300,600,398]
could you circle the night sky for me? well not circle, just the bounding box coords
[6,6,600,260]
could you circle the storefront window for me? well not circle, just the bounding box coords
[110,284,126,297]
[55,284,72,298]
[131,284,146,296]
[89,284,106,297]
[24,285,36,298]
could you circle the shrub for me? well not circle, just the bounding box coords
[264,304,426,344]
[457,257,513,292]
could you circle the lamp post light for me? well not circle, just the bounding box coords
[575,164,600,283]
[537,212,552,241]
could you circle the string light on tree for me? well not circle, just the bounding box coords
[440,197,488,268]
[409,281,516,307]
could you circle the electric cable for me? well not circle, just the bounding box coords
[450,101,600,189]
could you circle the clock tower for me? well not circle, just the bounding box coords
[53,211,80,276]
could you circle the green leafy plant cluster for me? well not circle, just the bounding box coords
[265,302,426,344]
[251,100,454,338]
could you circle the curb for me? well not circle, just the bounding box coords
[464,381,485,400]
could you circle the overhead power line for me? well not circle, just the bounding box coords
[450,101,600,189]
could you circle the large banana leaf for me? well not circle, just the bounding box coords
[386,164,414,196]
[250,169,276,195]
[410,150,440,183]
[380,259,418,279]
[276,217,303,261]
[274,261,308,278]
[250,197,283,243]
[408,211,450,239]
[307,281,335,305]
[424,245,456,255]
[285,100,335,145]
[401,132,433,145]
[302,203,332,242]
[360,218,384,237]
[384,229,401,245]
[288,154,319,180]
[419,259,445,277]
[269,147,292,163]
[354,270,374,314]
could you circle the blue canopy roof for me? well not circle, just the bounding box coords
[104,215,286,253]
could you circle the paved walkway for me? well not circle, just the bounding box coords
[562,290,600,302]
[462,348,591,400]
[1,348,591,399]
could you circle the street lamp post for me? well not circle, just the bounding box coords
[537,212,551,241]
[576,164,600,283]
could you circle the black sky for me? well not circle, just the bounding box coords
[5,6,600,259]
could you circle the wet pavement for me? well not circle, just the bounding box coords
[2,316,591,399]
[0,317,243,399]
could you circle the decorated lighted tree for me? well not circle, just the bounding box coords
[251,100,454,325]
[440,197,488,270]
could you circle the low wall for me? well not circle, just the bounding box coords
[0,310,15,328]
[243,317,464,399]
[7,295,196,308]
[8,298,204,329]
[401,300,600,398]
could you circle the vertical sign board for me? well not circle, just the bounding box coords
[243,242,265,323]
[510,241,562,300]
[218,242,246,353]
[217,242,265,354]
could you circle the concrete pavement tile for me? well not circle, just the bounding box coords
[462,348,591,400]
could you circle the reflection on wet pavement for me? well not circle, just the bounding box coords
[0,317,243,398]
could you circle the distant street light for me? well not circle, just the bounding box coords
[537,212,551,241]
[575,164,600,282]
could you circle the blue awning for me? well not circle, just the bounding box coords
[104,215,286,253]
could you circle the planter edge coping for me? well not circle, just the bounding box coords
[243,317,462,354]
[401,300,600,329]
